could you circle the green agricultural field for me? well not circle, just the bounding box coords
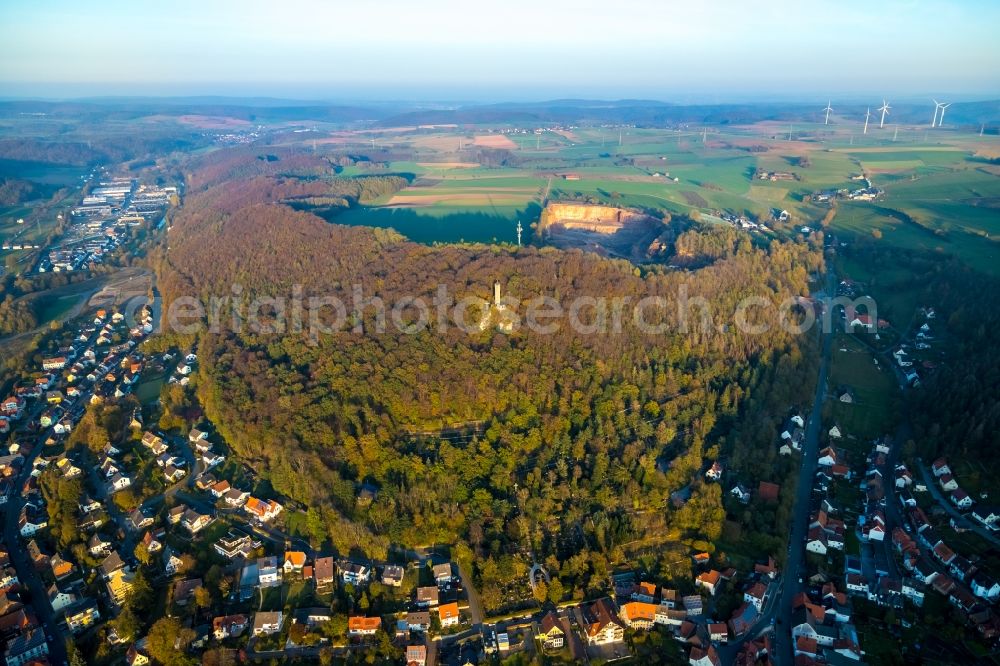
[321,125,1000,273]
[827,333,898,440]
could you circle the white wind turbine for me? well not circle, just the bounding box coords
[878,100,891,129]
[937,102,951,127]
[823,101,834,125]
[864,107,871,135]
[932,99,942,127]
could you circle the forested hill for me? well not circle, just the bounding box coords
[157,149,822,583]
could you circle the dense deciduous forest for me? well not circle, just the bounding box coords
[908,260,1000,465]
[156,147,822,603]
[836,240,1000,476]
[0,133,204,167]
[0,176,59,205]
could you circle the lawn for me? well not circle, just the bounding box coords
[827,333,898,440]
[134,369,168,404]
[33,293,80,325]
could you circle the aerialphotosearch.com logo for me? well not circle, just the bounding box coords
[124,284,878,343]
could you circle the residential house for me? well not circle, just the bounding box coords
[50,554,74,580]
[758,481,780,502]
[845,574,868,595]
[932,458,951,477]
[619,602,657,629]
[655,605,687,627]
[806,527,828,554]
[140,431,165,451]
[283,551,307,574]
[141,529,164,554]
[172,578,203,606]
[167,505,187,525]
[730,483,751,504]
[348,615,381,636]
[48,582,77,612]
[818,447,839,467]
[106,569,135,606]
[78,494,101,515]
[951,489,974,509]
[382,564,404,587]
[432,562,454,586]
[406,645,427,666]
[252,611,283,636]
[683,595,704,617]
[108,473,132,492]
[971,574,1000,601]
[583,598,625,645]
[128,509,154,531]
[405,611,430,632]
[163,547,184,576]
[938,474,959,492]
[163,465,186,482]
[708,622,728,643]
[439,602,460,627]
[88,533,112,557]
[340,561,371,585]
[632,581,657,603]
[728,602,758,637]
[258,556,280,587]
[65,600,100,633]
[244,496,283,522]
[705,461,723,481]
[902,578,926,607]
[933,541,957,567]
[744,582,767,611]
[972,505,1000,528]
[754,557,778,580]
[416,586,439,608]
[224,488,249,507]
[181,509,212,534]
[18,505,47,537]
[3,628,49,666]
[100,551,126,579]
[537,611,565,649]
[213,614,249,640]
[314,557,335,590]
[689,645,722,666]
[202,451,225,467]
[695,570,722,596]
[209,480,231,498]
[213,530,257,560]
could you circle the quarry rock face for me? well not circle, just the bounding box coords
[539,202,650,234]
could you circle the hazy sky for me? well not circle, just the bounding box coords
[1,0,998,101]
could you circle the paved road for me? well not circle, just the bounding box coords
[774,266,836,666]
[455,560,484,627]
[916,459,1000,548]
[2,423,70,666]
[718,578,780,663]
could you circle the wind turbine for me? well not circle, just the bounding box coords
[937,102,951,127]
[932,99,942,127]
[863,108,871,135]
[823,101,834,125]
[878,100,891,129]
